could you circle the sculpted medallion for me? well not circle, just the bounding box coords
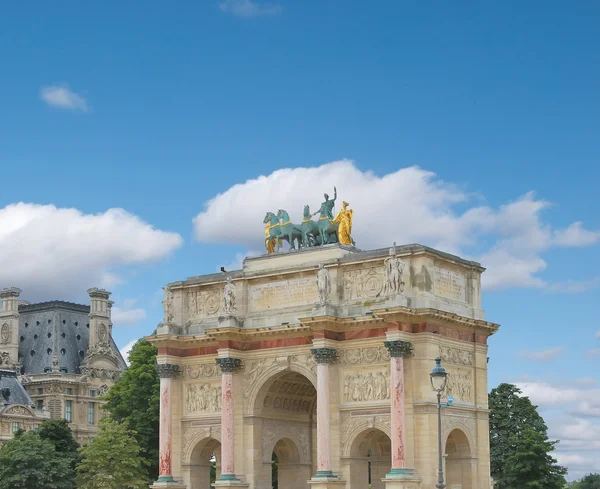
[0,323,10,344]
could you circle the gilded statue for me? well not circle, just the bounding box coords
[333,200,354,246]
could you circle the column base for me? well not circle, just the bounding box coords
[308,474,346,489]
[382,468,421,489]
[150,476,187,488]
[213,478,249,488]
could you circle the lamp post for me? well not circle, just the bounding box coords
[430,357,448,489]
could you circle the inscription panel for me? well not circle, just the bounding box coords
[434,267,466,302]
[248,277,316,312]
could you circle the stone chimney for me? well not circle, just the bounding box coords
[87,288,112,351]
[0,287,22,371]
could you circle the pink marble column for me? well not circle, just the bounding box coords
[383,340,412,477]
[216,357,242,481]
[156,364,181,483]
[311,347,337,479]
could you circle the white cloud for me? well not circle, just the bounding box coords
[112,299,147,326]
[192,160,599,291]
[118,339,138,366]
[585,348,600,358]
[40,85,88,111]
[0,203,183,301]
[547,277,600,293]
[518,347,564,362]
[575,377,598,387]
[218,0,281,17]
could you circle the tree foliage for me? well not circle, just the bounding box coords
[0,430,72,489]
[38,419,80,489]
[104,337,159,481]
[489,383,567,489]
[76,418,148,489]
[570,474,600,489]
[501,427,567,489]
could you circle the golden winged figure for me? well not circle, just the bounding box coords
[333,200,354,245]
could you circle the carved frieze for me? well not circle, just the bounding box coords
[186,383,221,413]
[439,346,473,366]
[2,405,32,417]
[343,370,390,403]
[343,266,386,301]
[183,363,220,380]
[243,358,278,398]
[338,346,390,365]
[444,368,474,404]
[187,287,221,320]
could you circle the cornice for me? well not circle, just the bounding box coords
[18,301,89,314]
[372,307,500,335]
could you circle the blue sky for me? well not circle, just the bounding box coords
[1,0,599,480]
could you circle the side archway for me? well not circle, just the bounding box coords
[445,428,474,489]
[182,435,222,489]
[345,428,391,489]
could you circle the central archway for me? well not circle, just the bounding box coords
[347,428,391,489]
[254,370,317,489]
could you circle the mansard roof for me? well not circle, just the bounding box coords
[0,369,33,406]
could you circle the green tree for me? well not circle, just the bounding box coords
[502,428,567,489]
[571,474,600,489]
[104,337,159,481]
[0,430,72,489]
[76,418,148,489]
[38,419,80,489]
[489,383,567,489]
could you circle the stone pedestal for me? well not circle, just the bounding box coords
[218,315,242,328]
[307,477,347,489]
[382,475,421,489]
[213,480,250,488]
[149,480,187,489]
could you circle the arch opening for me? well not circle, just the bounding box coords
[255,371,317,489]
[188,437,221,489]
[445,428,473,489]
[347,428,391,489]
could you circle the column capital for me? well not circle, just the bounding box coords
[384,340,412,358]
[216,357,242,373]
[311,347,337,364]
[156,363,181,378]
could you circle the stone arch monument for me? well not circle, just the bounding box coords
[148,241,499,489]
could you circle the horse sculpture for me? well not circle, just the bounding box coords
[297,205,338,247]
[276,209,303,250]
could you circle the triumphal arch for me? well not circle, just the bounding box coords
[148,199,498,489]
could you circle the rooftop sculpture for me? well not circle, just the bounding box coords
[263,186,355,253]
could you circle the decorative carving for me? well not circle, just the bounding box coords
[343,266,385,300]
[383,243,405,296]
[440,346,473,366]
[188,289,198,317]
[0,351,11,365]
[98,384,109,396]
[444,368,474,404]
[383,340,412,358]
[343,370,390,403]
[183,364,220,379]
[338,346,389,365]
[181,425,221,463]
[186,383,221,413]
[162,285,174,323]
[97,324,108,344]
[80,366,120,382]
[443,415,476,452]
[3,405,32,417]
[311,347,337,364]
[84,343,119,362]
[243,358,277,398]
[216,357,241,373]
[223,277,236,315]
[340,412,391,455]
[262,419,310,463]
[78,402,86,422]
[0,323,10,344]
[316,264,331,304]
[156,364,181,379]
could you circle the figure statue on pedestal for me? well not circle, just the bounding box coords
[223,277,236,315]
[163,285,174,323]
[313,186,337,221]
[316,264,331,304]
[333,200,354,246]
[384,242,405,295]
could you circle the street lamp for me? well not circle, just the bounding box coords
[430,357,448,489]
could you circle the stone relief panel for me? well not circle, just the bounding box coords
[248,277,317,313]
[338,346,390,366]
[444,368,474,404]
[262,419,310,463]
[433,266,466,302]
[186,287,222,320]
[2,405,33,417]
[0,323,10,344]
[343,370,390,403]
[342,266,386,301]
[185,383,222,413]
[440,346,473,366]
[183,364,220,380]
